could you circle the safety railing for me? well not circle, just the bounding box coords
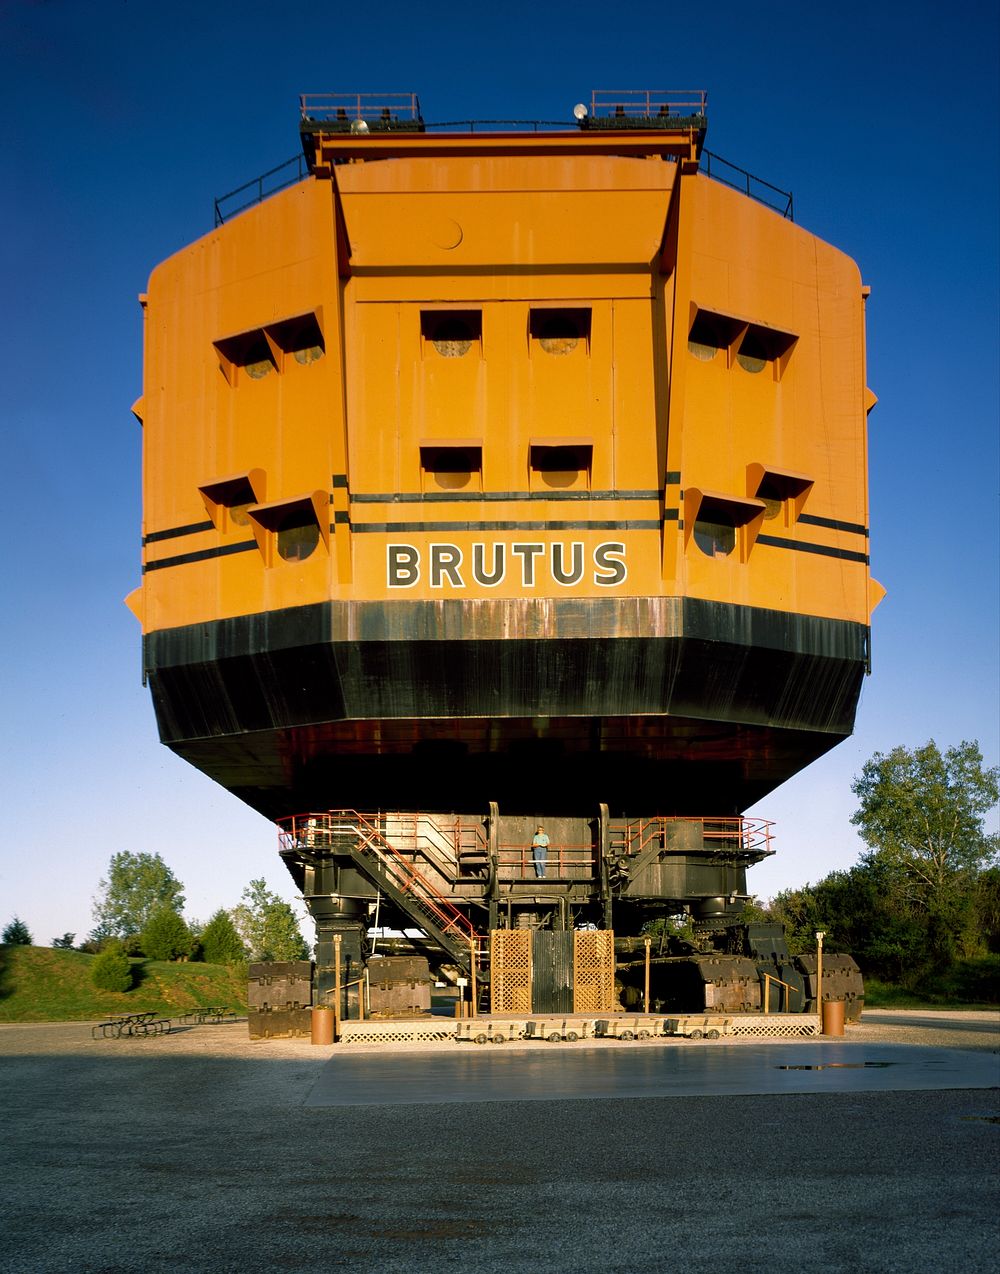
[610,816,775,860]
[761,972,801,1013]
[278,810,478,947]
[374,811,487,880]
[590,89,707,119]
[300,92,422,122]
[700,149,793,220]
[213,154,310,227]
[497,841,596,879]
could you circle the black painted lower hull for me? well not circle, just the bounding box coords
[144,596,867,820]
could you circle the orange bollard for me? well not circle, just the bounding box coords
[311,1006,335,1045]
[821,999,845,1036]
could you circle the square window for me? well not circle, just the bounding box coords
[199,470,266,532]
[420,441,483,492]
[420,310,482,358]
[247,493,329,566]
[684,489,766,563]
[529,308,591,355]
[530,439,592,491]
[746,464,813,527]
[214,330,276,383]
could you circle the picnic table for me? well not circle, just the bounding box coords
[91,1012,172,1040]
[178,1005,237,1025]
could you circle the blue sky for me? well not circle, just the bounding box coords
[2,0,997,945]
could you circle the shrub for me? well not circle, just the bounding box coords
[91,945,133,993]
[3,916,33,945]
[140,907,193,962]
[200,909,247,965]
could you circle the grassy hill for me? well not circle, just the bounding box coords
[0,945,248,1022]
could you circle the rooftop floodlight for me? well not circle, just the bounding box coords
[350,119,370,135]
[572,102,588,120]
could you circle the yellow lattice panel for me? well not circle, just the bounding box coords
[573,930,615,1013]
[490,930,532,1013]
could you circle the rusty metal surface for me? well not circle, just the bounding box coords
[247,1007,312,1039]
[247,961,313,1010]
[147,596,867,817]
[368,983,432,1018]
[797,954,865,1022]
[367,956,431,986]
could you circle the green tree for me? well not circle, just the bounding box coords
[91,852,185,943]
[141,906,194,961]
[767,885,822,954]
[52,933,76,949]
[975,866,1000,954]
[2,916,33,945]
[200,909,248,964]
[91,942,133,992]
[851,740,999,965]
[231,879,309,961]
[813,859,931,986]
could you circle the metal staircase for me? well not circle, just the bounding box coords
[283,810,485,977]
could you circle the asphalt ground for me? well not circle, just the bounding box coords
[2,1012,998,1274]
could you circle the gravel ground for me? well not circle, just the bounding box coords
[1,1012,997,1273]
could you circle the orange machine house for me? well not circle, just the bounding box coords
[131,92,879,1015]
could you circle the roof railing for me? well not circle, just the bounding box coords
[214,153,309,227]
[215,89,791,225]
[589,88,707,119]
[700,149,794,220]
[300,92,422,126]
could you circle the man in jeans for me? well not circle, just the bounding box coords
[531,826,550,879]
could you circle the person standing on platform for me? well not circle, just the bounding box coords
[531,826,550,879]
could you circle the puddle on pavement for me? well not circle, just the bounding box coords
[777,1062,898,1071]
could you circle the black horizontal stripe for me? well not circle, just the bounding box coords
[143,540,258,573]
[757,534,869,564]
[665,471,681,484]
[798,513,869,537]
[333,511,351,525]
[353,520,663,533]
[351,489,662,504]
[663,508,679,521]
[143,519,214,545]
[143,491,668,545]
[332,474,349,488]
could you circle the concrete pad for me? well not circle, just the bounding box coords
[306,1040,1000,1106]
[1,1021,997,1273]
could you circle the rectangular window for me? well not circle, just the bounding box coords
[684,489,766,563]
[420,440,483,493]
[529,308,591,355]
[266,312,325,368]
[199,470,266,533]
[420,310,482,358]
[688,305,797,380]
[214,311,325,382]
[747,464,814,528]
[214,330,276,383]
[247,493,329,566]
[529,438,592,492]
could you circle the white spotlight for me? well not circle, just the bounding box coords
[572,103,588,121]
[350,119,370,135]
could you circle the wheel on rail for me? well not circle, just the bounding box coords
[637,1029,651,1040]
[689,1029,703,1039]
[619,1030,635,1041]
[491,1033,506,1044]
[565,1031,579,1043]
[706,1029,720,1039]
[474,1033,489,1045]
